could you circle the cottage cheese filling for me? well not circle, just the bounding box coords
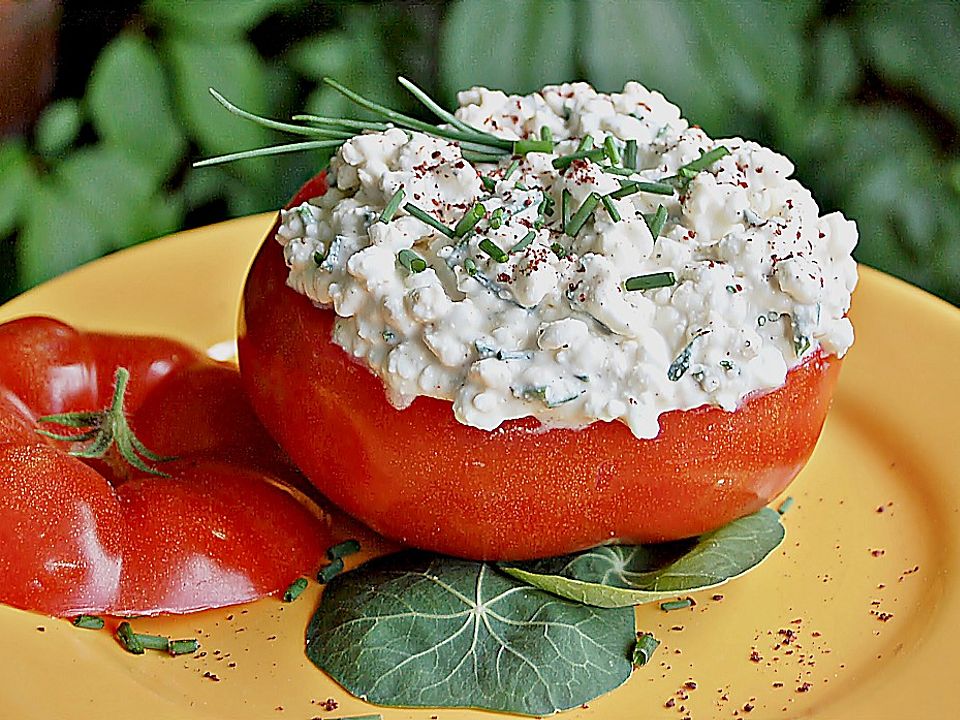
[275,81,858,439]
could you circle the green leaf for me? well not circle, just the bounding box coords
[34,99,83,158]
[808,20,860,103]
[0,141,38,238]
[306,551,635,716]
[440,0,577,100]
[144,0,300,37]
[859,1,960,126]
[501,508,785,608]
[87,33,186,182]
[17,183,104,287]
[165,35,271,182]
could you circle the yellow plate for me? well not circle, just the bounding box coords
[1,214,958,719]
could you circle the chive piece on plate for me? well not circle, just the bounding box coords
[73,615,104,630]
[116,622,144,655]
[135,633,171,652]
[326,539,361,561]
[660,598,694,612]
[168,639,201,656]
[633,632,660,667]
[283,577,309,602]
[318,558,345,584]
[777,496,795,515]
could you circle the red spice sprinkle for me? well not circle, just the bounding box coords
[796,682,812,693]
[870,549,885,557]
[684,681,698,690]
[712,594,724,601]
[318,698,338,712]
[773,682,784,688]
[743,702,755,712]
[749,650,763,663]
[202,672,221,682]
[665,698,676,708]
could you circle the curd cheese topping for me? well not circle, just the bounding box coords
[275,81,858,439]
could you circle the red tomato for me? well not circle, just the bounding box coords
[239,172,842,561]
[0,317,336,617]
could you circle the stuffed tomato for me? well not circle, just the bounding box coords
[238,81,857,561]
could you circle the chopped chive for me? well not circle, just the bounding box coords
[135,633,170,651]
[633,632,660,667]
[168,639,200,656]
[116,622,144,655]
[510,230,536,253]
[454,203,486,237]
[481,175,497,191]
[503,159,520,181]
[489,207,505,229]
[514,182,528,191]
[643,204,668,238]
[73,615,104,630]
[326,539,361,560]
[283,577,309,602]
[608,180,675,199]
[397,249,427,273]
[513,138,554,155]
[565,192,601,236]
[462,149,507,164]
[625,139,638,169]
[603,135,621,164]
[403,203,455,238]
[577,134,594,152]
[660,598,694,612]
[540,126,553,142]
[552,148,605,171]
[478,238,508,263]
[379,187,405,223]
[601,194,621,222]
[464,257,478,276]
[561,188,572,227]
[679,145,731,173]
[603,166,636,177]
[318,558,344,584]
[551,242,567,258]
[777,496,795,515]
[624,271,676,291]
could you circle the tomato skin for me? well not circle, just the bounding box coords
[239,172,843,561]
[0,316,334,616]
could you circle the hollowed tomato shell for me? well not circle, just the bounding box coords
[238,172,842,561]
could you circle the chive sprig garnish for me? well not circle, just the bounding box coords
[398,248,427,273]
[510,230,536,253]
[284,577,309,602]
[479,238,508,263]
[73,615,104,630]
[643,205,669,238]
[565,193,601,236]
[115,622,201,656]
[403,203,455,238]
[326,539,361,561]
[454,203,486,237]
[379,187,405,223]
[624,271,676,291]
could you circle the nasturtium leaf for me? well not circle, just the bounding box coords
[87,33,186,182]
[306,551,635,716]
[0,141,37,238]
[500,508,785,608]
[34,99,82,158]
[440,0,577,101]
[144,0,298,38]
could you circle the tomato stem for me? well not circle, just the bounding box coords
[35,367,175,477]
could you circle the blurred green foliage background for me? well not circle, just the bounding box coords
[1,0,958,305]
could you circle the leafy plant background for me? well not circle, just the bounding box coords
[1,0,958,305]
